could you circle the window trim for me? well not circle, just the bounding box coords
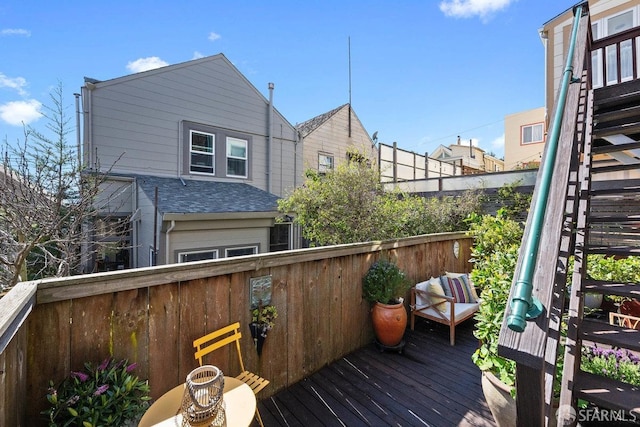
[178,249,218,263]
[226,137,248,178]
[318,153,334,173]
[189,130,215,175]
[225,246,258,257]
[182,121,252,180]
[521,122,544,145]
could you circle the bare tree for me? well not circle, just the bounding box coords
[0,82,119,290]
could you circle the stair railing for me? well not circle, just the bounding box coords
[506,2,586,333]
[497,2,591,426]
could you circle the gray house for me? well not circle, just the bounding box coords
[81,54,302,271]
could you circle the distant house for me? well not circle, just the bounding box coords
[505,0,640,170]
[297,104,376,173]
[504,107,545,170]
[430,138,504,174]
[81,54,302,271]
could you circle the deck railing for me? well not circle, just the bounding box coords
[591,24,640,88]
[0,232,471,426]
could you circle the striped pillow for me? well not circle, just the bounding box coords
[446,272,480,302]
[447,275,477,303]
[438,275,453,297]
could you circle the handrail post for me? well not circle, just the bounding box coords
[507,3,586,332]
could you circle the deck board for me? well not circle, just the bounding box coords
[254,319,496,426]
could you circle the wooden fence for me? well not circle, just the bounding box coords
[0,232,472,426]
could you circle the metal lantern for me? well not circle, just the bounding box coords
[181,365,225,426]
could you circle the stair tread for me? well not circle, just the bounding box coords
[574,371,640,414]
[595,103,640,123]
[592,140,640,155]
[590,186,640,196]
[586,245,640,256]
[580,318,640,352]
[588,214,640,222]
[593,121,640,138]
[583,279,640,299]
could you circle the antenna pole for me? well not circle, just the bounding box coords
[348,36,352,137]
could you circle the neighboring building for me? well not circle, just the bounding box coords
[296,104,376,174]
[430,138,505,174]
[81,54,302,271]
[504,107,546,170]
[505,0,640,169]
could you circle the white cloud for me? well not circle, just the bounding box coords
[0,73,28,96]
[126,57,169,73]
[491,134,505,150]
[1,28,31,37]
[439,0,514,19]
[0,99,42,126]
[193,51,205,60]
[208,32,221,42]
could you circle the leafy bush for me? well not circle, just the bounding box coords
[467,211,523,389]
[362,259,411,305]
[277,156,482,246]
[43,358,150,427]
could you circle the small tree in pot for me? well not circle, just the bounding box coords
[362,259,411,347]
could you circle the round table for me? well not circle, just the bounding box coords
[138,376,256,427]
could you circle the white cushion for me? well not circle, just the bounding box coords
[416,302,479,322]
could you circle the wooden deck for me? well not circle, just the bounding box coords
[254,319,496,426]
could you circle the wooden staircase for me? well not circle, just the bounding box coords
[560,77,640,420]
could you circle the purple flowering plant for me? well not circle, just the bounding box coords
[582,344,640,386]
[43,358,150,427]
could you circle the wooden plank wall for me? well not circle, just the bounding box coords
[0,232,472,426]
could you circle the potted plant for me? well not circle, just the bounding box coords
[362,258,411,347]
[250,304,278,356]
[43,358,151,427]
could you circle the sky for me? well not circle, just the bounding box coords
[0,0,579,160]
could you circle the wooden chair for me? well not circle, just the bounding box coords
[410,282,479,346]
[193,322,269,427]
[609,312,640,330]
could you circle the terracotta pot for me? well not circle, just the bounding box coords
[620,299,640,317]
[481,371,516,427]
[371,301,407,346]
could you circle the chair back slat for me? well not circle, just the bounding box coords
[193,322,246,372]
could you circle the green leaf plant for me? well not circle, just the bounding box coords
[43,358,151,427]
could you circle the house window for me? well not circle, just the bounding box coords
[521,123,544,145]
[318,154,334,173]
[94,216,131,272]
[183,122,252,179]
[592,9,636,87]
[227,137,248,178]
[178,249,218,263]
[190,131,215,174]
[226,246,257,257]
[270,222,291,252]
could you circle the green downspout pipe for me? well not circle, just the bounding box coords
[507,3,586,332]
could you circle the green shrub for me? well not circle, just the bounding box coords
[467,210,523,390]
[362,259,411,305]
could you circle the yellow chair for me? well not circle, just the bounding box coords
[193,322,269,427]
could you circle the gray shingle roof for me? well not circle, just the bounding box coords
[296,104,348,138]
[134,175,280,214]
